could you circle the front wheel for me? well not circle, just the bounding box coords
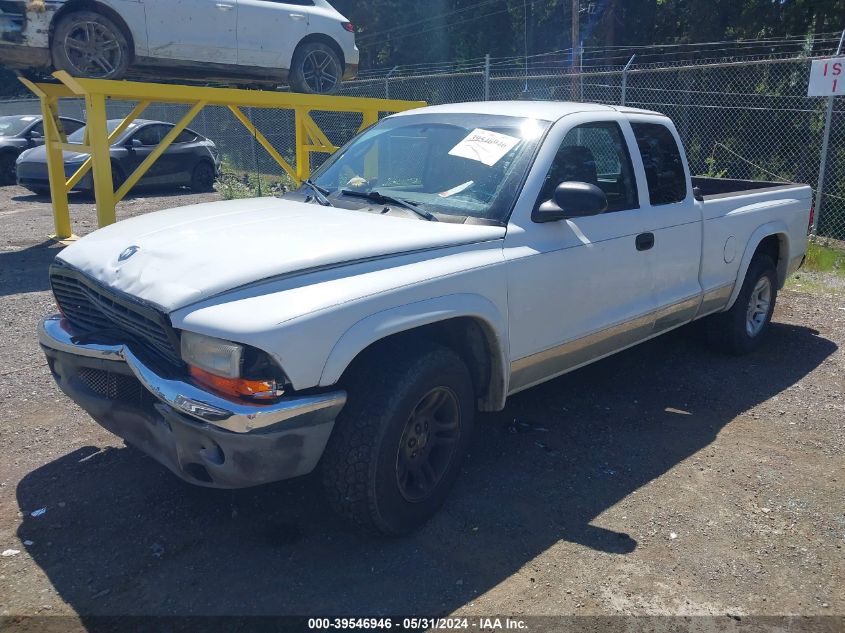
[288,42,343,95]
[51,10,130,80]
[707,254,778,354]
[321,341,475,535]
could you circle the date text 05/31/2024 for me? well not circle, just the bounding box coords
[307,617,529,630]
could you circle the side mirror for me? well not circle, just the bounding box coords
[126,138,143,149]
[26,131,43,142]
[532,181,608,223]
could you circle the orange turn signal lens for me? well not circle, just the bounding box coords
[189,366,283,400]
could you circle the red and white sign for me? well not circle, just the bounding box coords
[808,57,845,96]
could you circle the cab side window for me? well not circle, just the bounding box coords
[175,129,198,143]
[535,121,638,213]
[60,118,84,135]
[133,125,167,146]
[630,122,687,205]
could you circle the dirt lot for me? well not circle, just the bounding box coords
[0,185,843,627]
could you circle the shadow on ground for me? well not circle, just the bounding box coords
[0,240,63,296]
[15,321,836,620]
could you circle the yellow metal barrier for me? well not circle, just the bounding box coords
[20,72,425,240]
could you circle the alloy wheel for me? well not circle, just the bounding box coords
[395,386,462,502]
[63,21,123,78]
[302,50,340,94]
[746,276,772,337]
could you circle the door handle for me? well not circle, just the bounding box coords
[289,13,306,20]
[635,232,655,251]
[215,3,234,10]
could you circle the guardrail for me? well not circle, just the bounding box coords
[20,72,425,240]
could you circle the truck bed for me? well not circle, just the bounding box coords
[692,176,805,201]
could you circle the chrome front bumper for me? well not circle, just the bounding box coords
[39,316,346,434]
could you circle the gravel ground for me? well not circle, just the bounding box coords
[0,185,843,626]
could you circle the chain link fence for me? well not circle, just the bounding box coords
[2,54,843,239]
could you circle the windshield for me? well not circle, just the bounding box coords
[67,120,135,144]
[310,113,551,222]
[0,115,38,137]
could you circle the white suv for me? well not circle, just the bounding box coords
[0,0,358,93]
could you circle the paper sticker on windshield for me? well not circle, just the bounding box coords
[448,128,520,166]
[21,116,36,121]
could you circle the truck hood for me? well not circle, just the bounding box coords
[56,197,506,311]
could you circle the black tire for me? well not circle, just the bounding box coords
[51,10,130,80]
[707,254,778,355]
[288,42,343,95]
[321,340,475,535]
[0,151,18,186]
[190,161,216,193]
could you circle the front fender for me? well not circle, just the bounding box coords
[319,294,509,408]
[726,221,790,310]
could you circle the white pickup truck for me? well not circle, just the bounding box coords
[39,101,812,534]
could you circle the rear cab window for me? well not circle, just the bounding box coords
[630,122,687,205]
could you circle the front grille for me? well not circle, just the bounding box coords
[50,265,182,368]
[77,368,145,404]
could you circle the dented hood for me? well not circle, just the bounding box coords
[56,197,505,311]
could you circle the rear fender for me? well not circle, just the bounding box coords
[726,221,790,310]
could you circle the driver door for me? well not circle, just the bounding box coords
[505,118,659,393]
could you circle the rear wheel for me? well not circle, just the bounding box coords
[321,340,475,535]
[288,42,342,95]
[0,152,17,185]
[51,10,130,80]
[707,254,778,354]
[190,161,216,193]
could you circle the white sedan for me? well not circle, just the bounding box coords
[0,0,358,93]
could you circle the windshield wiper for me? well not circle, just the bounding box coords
[340,189,438,222]
[301,179,334,207]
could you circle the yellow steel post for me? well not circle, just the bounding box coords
[294,108,310,181]
[40,96,75,240]
[301,112,338,153]
[85,93,117,227]
[358,110,379,132]
[19,75,74,240]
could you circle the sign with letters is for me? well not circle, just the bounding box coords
[808,57,845,96]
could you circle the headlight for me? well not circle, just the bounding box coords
[181,331,243,378]
[180,331,286,401]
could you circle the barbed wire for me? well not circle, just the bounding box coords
[355,35,843,79]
